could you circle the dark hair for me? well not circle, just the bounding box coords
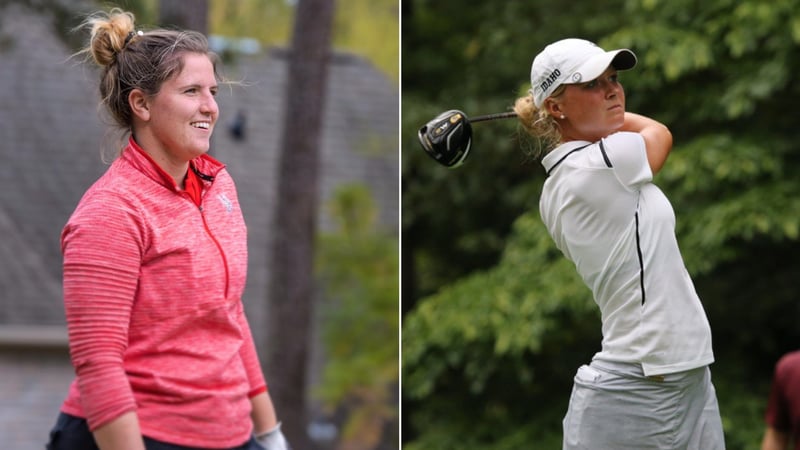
[78,8,220,130]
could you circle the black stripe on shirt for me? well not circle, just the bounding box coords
[545,144,592,176]
[599,140,613,168]
[634,211,646,305]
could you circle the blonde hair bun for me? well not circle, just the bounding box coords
[84,8,136,67]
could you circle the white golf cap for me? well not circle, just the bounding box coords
[530,38,637,107]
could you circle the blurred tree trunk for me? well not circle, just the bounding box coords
[158,0,208,33]
[266,0,336,449]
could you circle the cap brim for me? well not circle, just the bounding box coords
[610,49,637,71]
[569,49,637,84]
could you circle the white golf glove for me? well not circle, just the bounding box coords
[255,422,290,450]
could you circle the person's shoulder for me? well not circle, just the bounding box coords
[781,350,800,362]
[775,350,800,376]
[71,162,149,218]
[541,140,595,173]
[603,131,645,148]
[80,165,138,202]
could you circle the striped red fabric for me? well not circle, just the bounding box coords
[59,139,266,447]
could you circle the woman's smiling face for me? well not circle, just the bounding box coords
[143,52,219,167]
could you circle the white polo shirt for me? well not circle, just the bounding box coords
[539,131,714,376]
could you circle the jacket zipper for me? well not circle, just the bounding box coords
[198,204,231,299]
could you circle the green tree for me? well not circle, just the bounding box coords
[316,184,399,450]
[403,0,800,448]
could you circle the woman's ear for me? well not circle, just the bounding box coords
[129,89,151,122]
[544,98,563,120]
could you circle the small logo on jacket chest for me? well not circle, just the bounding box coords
[217,193,233,212]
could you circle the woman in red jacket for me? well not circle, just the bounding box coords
[47,9,288,450]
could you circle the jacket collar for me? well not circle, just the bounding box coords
[121,136,225,191]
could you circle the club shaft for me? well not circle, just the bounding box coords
[469,111,518,123]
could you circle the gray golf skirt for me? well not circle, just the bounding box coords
[562,360,725,450]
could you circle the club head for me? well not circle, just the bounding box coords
[417,110,473,168]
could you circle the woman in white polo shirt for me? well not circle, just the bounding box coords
[513,38,725,449]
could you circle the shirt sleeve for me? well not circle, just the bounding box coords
[601,131,653,190]
[61,190,144,431]
[234,301,268,396]
[765,357,792,430]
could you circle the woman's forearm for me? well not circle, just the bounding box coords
[92,411,146,450]
[250,391,279,435]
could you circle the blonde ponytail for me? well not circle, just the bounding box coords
[513,85,566,159]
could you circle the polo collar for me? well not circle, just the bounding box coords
[541,140,593,177]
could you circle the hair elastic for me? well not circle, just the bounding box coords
[124,30,143,48]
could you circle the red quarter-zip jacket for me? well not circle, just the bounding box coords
[60,138,267,448]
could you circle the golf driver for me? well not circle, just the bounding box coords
[417,110,518,168]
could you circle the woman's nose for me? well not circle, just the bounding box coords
[604,80,619,97]
[201,93,218,116]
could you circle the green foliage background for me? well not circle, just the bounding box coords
[209,0,399,83]
[403,0,800,448]
[111,0,399,83]
[317,184,399,448]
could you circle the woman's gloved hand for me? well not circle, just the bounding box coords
[255,422,290,450]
